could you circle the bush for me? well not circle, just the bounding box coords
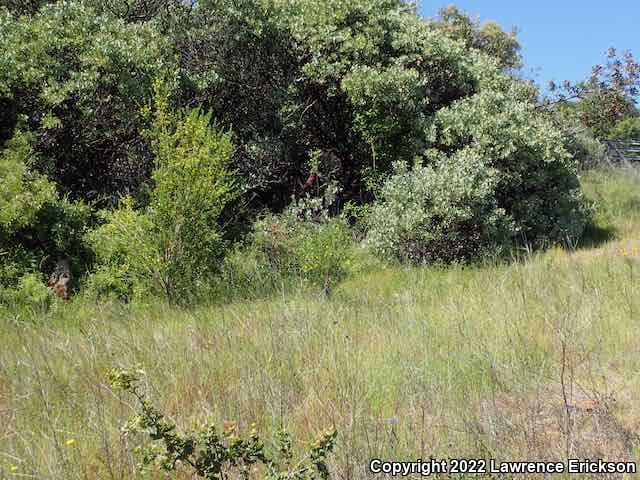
[0,131,57,233]
[248,188,354,291]
[214,192,354,301]
[430,82,588,248]
[84,199,156,301]
[1,272,51,314]
[566,130,606,167]
[367,81,588,264]
[367,154,513,264]
[239,214,353,295]
[149,105,236,299]
[108,368,337,479]
[0,131,93,303]
[609,116,640,140]
[168,0,521,209]
[86,105,236,303]
[294,221,353,284]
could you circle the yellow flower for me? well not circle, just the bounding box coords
[10,465,18,471]
[66,438,76,446]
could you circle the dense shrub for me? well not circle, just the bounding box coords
[367,81,588,263]
[86,106,236,302]
[367,155,512,263]
[85,199,156,300]
[0,0,599,296]
[609,116,640,140]
[430,82,588,246]
[252,214,353,285]
[214,182,354,299]
[0,131,92,302]
[0,132,57,234]
[0,272,51,315]
[0,2,177,204]
[566,130,606,167]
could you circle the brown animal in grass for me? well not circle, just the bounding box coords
[48,258,72,299]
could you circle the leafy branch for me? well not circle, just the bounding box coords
[108,368,337,480]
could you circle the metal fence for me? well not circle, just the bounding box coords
[605,140,640,163]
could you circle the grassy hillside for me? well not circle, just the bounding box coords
[2,167,640,479]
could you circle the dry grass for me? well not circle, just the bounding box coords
[1,167,640,479]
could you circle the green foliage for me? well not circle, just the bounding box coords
[85,198,156,300]
[342,65,430,170]
[0,0,602,295]
[248,214,353,289]
[368,81,588,264]
[149,106,236,298]
[294,221,353,284]
[430,82,588,248]
[177,0,496,207]
[0,130,92,305]
[86,106,236,302]
[566,130,606,167]
[249,187,354,289]
[0,2,177,203]
[210,182,356,300]
[609,116,640,140]
[1,272,51,314]
[577,90,636,140]
[1,0,50,15]
[433,5,522,70]
[0,131,56,233]
[367,155,513,264]
[108,368,337,480]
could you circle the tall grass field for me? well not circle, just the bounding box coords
[2,167,640,479]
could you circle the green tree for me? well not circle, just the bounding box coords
[546,49,639,141]
[86,104,236,302]
[0,2,177,204]
[433,5,522,70]
[608,116,640,140]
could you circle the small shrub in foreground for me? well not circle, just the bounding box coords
[108,368,337,480]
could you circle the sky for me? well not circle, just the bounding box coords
[418,1,640,94]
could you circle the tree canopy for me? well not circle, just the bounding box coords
[0,0,602,298]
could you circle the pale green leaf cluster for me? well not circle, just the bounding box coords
[368,80,588,263]
[0,132,56,232]
[367,151,513,263]
[0,2,173,108]
[431,82,587,245]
